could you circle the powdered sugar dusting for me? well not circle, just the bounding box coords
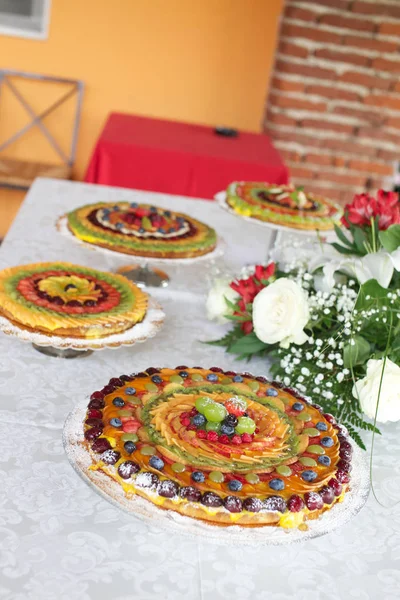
[0,298,165,350]
[63,394,370,546]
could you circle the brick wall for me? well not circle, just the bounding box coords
[264,0,400,204]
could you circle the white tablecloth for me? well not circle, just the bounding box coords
[0,178,399,600]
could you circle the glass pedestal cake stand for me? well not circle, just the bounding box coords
[57,216,224,288]
[215,191,336,260]
[0,298,165,359]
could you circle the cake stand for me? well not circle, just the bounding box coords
[0,298,165,359]
[64,395,370,546]
[215,191,336,259]
[57,216,224,288]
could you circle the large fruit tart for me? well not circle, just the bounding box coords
[224,182,342,231]
[83,367,353,529]
[0,262,148,338]
[65,202,217,258]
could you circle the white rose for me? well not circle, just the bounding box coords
[206,278,239,324]
[252,278,310,349]
[353,358,400,423]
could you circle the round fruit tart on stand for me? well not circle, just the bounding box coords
[0,262,165,357]
[58,202,221,288]
[64,367,369,544]
[216,182,342,257]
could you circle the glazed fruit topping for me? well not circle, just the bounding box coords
[243,497,263,512]
[264,495,286,513]
[201,492,223,507]
[319,486,335,504]
[328,478,343,496]
[84,426,103,441]
[100,449,121,465]
[91,438,111,453]
[158,480,179,498]
[135,472,159,489]
[287,494,304,513]
[224,496,243,513]
[304,491,323,511]
[118,461,140,479]
[180,486,202,502]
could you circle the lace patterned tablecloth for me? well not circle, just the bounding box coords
[0,178,399,600]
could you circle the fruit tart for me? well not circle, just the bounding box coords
[224,182,342,231]
[81,367,353,529]
[64,202,217,258]
[0,262,148,338]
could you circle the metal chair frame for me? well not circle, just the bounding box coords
[0,69,84,167]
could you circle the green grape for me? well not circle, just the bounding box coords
[297,412,311,422]
[191,373,204,381]
[308,445,325,455]
[299,457,317,467]
[303,428,320,437]
[245,473,260,484]
[118,410,133,417]
[203,402,227,423]
[195,396,213,414]
[140,445,156,456]
[206,421,221,432]
[248,381,260,392]
[170,375,184,384]
[235,416,256,435]
[209,471,225,483]
[276,465,292,476]
[171,463,186,473]
[145,383,158,392]
[121,433,139,442]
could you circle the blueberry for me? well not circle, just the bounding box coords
[124,441,136,454]
[301,470,317,482]
[179,371,189,379]
[228,479,243,492]
[110,418,122,428]
[266,388,278,397]
[269,478,285,491]
[158,228,166,234]
[191,471,205,483]
[168,227,175,233]
[192,414,206,427]
[138,227,145,233]
[164,210,172,217]
[116,222,124,229]
[292,402,304,412]
[233,375,243,382]
[149,456,165,470]
[318,455,331,466]
[130,202,138,208]
[125,387,136,395]
[151,375,163,384]
[224,414,238,428]
[112,397,125,407]
[206,373,219,382]
[220,423,235,436]
[321,436,334,448]
[316,421,328,431]
[150,206,157,212]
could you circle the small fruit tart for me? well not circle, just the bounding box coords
[0,262,148,338]
[64,202,217,258]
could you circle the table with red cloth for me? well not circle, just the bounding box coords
[84,113,289,199]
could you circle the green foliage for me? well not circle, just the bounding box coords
[343,336,371,368]
[379,224,400,253]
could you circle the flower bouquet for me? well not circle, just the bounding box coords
[206,190,400,448]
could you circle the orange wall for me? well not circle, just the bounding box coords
[0,0,283,238]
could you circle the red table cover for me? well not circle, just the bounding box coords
[85,113,289,199]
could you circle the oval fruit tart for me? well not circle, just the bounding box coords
[224,182,342,231]
[0,262,148,338]
[81,367,353,529]
[64,202,217,258]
